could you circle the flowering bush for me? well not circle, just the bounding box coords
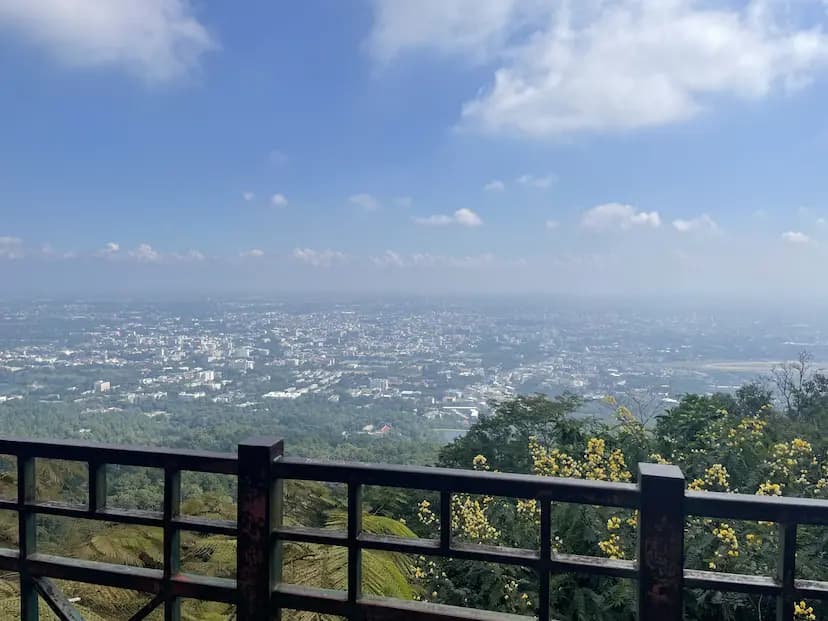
[408,390,828,620]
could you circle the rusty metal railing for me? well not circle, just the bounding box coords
[0,436,826,620]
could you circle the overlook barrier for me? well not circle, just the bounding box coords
[0,436,825,620]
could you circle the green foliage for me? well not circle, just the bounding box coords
[8,376,828,620]
[438,393,584,472]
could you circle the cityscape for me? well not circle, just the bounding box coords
[2,299,826,444]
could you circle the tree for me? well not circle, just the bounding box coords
[771,351,812,419]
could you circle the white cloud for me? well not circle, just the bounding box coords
[372,251,496,269]
[782,231,813,244]
[271,193,288,207]
[180,249,205,261]
[483,179,505,192]
[129,243,161,263]
[292,248,348,268]
[582,203,661,231]
[0,0,215,82]
[545,219,559,230]
[368,0,534,64]
[96,241,121,257]
[372,1,828,137]
[672,214,720,234]
[349,193,381,211]
[242,192,255,202]
[454,208,483,227]
[394,196,413,208]
[240,248,265,258]
[817,217,827,226]
[415,208,483,227]
[516,173,554,189]
[0,236,24,259]
[371,250,406,267]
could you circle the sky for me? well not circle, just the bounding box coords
[3,0,828,299]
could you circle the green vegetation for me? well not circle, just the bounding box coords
[4,362,828,619]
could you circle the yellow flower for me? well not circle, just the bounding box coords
[472,454,489,470]
[598,533,624,560]
[756,481,783,496]
[794,600,816,620]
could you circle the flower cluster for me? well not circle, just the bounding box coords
[529,438,582,478]
[756,481,783,496]
[770,439,816,485]
[598,533,624,559]
[515,498,540,521]
[583,437,633,482]
[794,600,816,620]
[418,500,437,526]
[419,456,500,543]
[725,417,768,449]
[707,522,739,569]
[472,454,489,470]
[688,464,731,492]
[451,495,500,541]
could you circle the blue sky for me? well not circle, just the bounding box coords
[3,0,828,298]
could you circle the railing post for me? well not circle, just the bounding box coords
[18,454,37,621]
[637,463,685,621]
[163,465,182,621]
[776,523,797,621]
[237,437,283,621]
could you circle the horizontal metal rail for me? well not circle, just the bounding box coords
[0,435,241,621]
[1,436,828,620]
[274,456,640,507]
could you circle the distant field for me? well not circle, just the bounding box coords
[700,361,828,373]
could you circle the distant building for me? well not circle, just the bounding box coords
[369,378,389,391]
[178,391,206,401]
[230,359,254,372]
[93,380,111,393]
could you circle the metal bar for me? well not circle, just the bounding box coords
[128,593,165,621]
[274,457,639,507]
[13,435,828,618]
[687,490,828,525]
[684,569,780,595]
[273,469,284,621]
[24,553,237,602]
[13,501,236,535]
[18,454,37,621]
[163,466,181,621]
[88,459,107,513]
[440,491,451,552]
[33,576,84,621]
[348,481,363,614]
[237,437,283,621]
[276,525,349,546]
[272,583,534,621]
[0,436,238,474]
[795,578,828,599]
[538,498,552,621]
[275,527,636,577]
[776,523,797,621]
[637,463,685,621]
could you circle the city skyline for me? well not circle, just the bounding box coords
[3,1,828,297]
